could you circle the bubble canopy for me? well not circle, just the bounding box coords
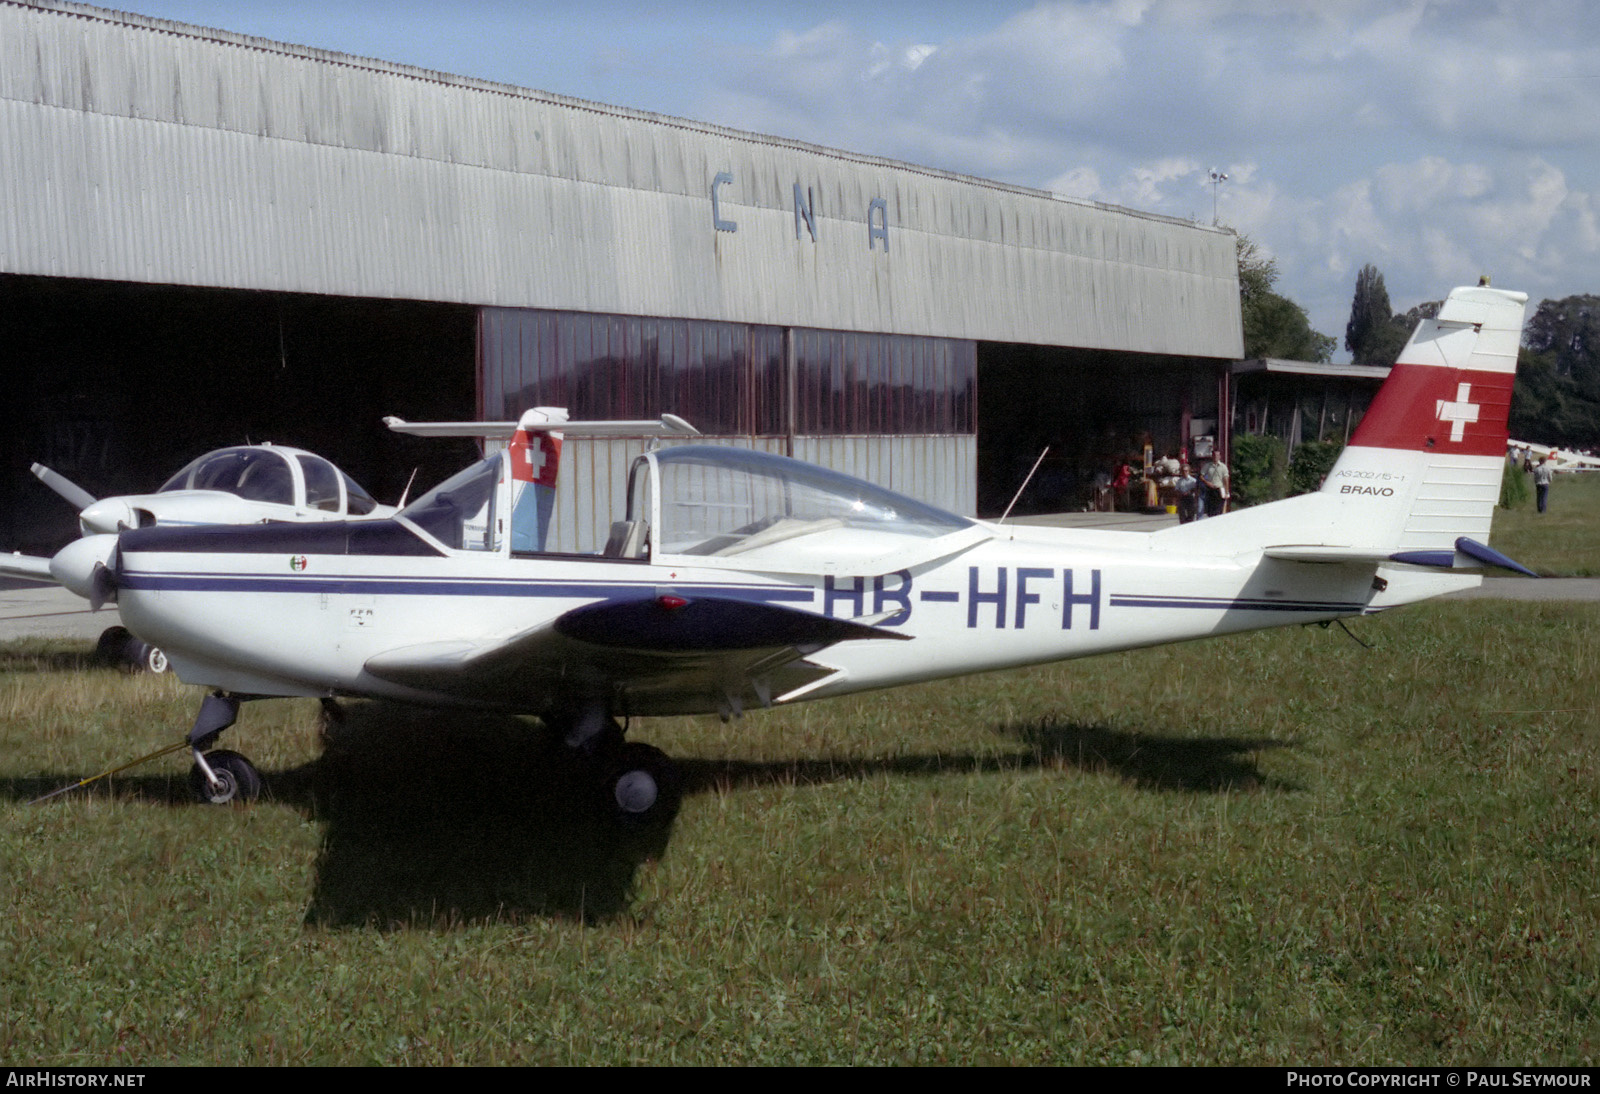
[645,446,971,559]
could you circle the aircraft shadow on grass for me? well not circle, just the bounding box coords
[6,706,1292,927]
[1001,720,1296,794]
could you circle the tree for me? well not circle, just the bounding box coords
[1236,233,1335,362]
[1524,295,1600,394]
[1505,296,1600,446]
[1344,264,1409,366]
[1243,292,1336,362]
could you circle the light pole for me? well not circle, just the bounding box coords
[1209,168,1228,224]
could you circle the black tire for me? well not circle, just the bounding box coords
[95,626,132,665]
[602,742,682,826]
[189,750,263,805]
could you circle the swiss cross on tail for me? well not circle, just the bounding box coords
[509,429,562,488]
[509,409,568,552]
[1436,383,1480,443]
[1346,288,1524,458]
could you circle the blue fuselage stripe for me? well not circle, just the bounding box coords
[1109,594,1363,613]
[118,570,817,603]
[119,568,1361,615]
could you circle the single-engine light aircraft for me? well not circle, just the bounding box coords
[33,443,395,537]
[1508,439,1600,473]
[49,285,1534,822]
[4,444,397,670]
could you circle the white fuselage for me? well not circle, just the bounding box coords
[111,516,1467,716]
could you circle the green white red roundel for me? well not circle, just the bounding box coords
[289,555,308,572]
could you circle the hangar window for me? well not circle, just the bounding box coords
[792,329,974,435]
[479,309,974,438]
[480,309,783,435]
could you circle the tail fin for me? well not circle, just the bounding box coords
[508,407,566,552]
[1157,284,1528,566]
[1316,284,1527,557]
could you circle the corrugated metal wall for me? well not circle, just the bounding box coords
[0,1,1242,358]
[547,435,974,554]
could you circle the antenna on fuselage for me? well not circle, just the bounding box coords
[397,467,419,508]
[998,446,1050,525]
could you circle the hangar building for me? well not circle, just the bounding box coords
[0,0,1243,554]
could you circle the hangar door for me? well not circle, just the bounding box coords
[977,342,1227,517]
[0,275,476,554]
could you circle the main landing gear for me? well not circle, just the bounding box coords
[186,693,263,805]
[95,625,170,674]
[558,708,682,827]
[175,692,680,822]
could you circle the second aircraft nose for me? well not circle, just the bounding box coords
[77,498,138,535]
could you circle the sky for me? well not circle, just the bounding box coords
[122,0,1600,358]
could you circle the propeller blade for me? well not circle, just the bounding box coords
[30,463,98,511]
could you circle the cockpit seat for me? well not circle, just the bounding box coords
[603,520,648,559]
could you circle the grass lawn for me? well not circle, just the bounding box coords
[1490,469,1600,576]
[3,598,1597,1065]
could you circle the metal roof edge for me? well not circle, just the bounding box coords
[7,0,1231,237]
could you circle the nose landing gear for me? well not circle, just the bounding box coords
[186,693,263,805]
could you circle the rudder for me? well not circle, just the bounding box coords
[1319,285,1528,556]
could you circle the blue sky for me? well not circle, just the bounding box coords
[126,1,1600,356]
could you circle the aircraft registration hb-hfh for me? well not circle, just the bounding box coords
[49,285,1535,823]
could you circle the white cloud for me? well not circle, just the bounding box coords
[1046,165,1103,200]
[683,1,1600,351]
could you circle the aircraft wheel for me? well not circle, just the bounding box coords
[95,626,132,665]
[189,750,263,805]
[136,641,170,674]
[602,743,682,826]
[118,636,170,674]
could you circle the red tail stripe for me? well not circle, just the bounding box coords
[1348,364,1513,457]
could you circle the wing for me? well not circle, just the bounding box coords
[362,594,907,716]
[0,552,55,582]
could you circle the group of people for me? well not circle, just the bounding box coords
[1153,452,1230,523]
[1091,451,1230,521]
[1512,446,1557,514]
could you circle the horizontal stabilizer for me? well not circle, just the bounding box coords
[1270,537,1537,576]
[384,411,699,438]
[1263,544,1370,564]
[1389,537,1538,577]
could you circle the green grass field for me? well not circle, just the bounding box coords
[1490,469,1600,576]
[3,598,1597,1065]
